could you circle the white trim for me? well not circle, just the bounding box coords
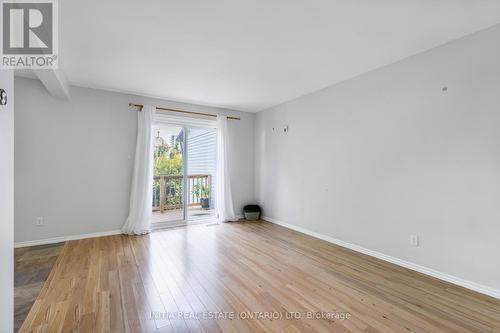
[154,114,217,129]
[262,216,500,300]
[151,214,244,231]
[14,230,122,248]
[151,221,187,230]
[152,220,206,230]
[183,125,189,220]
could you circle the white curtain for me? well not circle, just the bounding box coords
[216,115,237,222]
[122,105,154,235]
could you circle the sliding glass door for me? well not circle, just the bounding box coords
[151,122,217,226]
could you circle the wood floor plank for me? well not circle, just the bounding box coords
[19,221,500,332]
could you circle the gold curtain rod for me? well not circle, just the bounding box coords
[129,103,241,120]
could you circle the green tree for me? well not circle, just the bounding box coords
[154,142,182,176]
[153,142,183,208]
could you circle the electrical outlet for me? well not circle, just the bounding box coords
[36,217,44,226]
[410,234,419,247]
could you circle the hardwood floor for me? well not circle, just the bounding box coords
[19,221,500,332]
[15,243,65,332]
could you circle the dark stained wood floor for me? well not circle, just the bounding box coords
[19,221,500,332]
[14,242,65,332]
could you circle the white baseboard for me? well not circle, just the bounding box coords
[14,229,122,248]
[17,215,247,246]
[262,216,500,300]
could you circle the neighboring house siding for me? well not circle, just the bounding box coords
[187,129,217,208]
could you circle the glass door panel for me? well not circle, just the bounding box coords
[151,125,185,224]
[186,127,217,222]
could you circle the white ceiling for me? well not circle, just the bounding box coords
[33,1,500,111]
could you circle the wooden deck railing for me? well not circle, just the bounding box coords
[152,174,211,212]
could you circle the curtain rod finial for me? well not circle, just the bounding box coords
[129,103,144,111]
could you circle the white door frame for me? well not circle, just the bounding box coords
[182,125,189,223]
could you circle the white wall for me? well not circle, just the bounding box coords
[15,78,255,243]
[0,70,14,332]
[255,24,500,292]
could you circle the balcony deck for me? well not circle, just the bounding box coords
[152,173,216,224]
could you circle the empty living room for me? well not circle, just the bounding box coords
[2,1,500,332]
